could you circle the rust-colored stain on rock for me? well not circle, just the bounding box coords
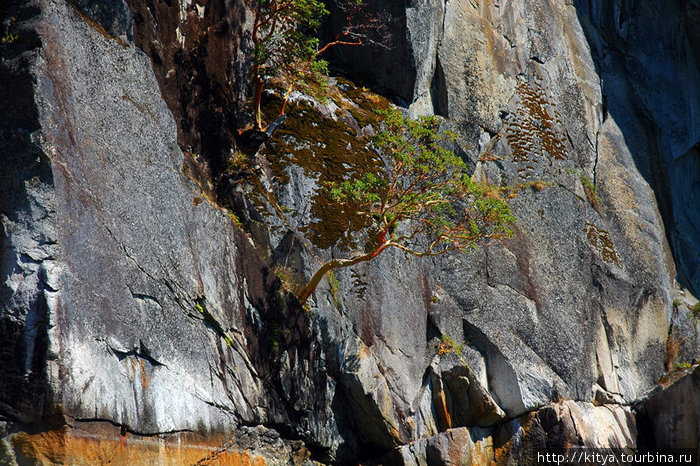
[8,426,270,465]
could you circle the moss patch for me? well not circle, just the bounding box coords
[259,81,391,251]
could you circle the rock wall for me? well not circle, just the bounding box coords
[574,0,700,305]
[0,0,334,462]
[1,0,699,464]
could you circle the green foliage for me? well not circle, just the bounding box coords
[245,0,330,126]
[273,265,297,293]
[291,108,516,305]
[675,361,692,370]
[579,175,601,208]
[227,210,244,230]
[1,32,16,45]
[438,335,464,358]
[268,322,286,352]
[692,302,700,317]
[325,109,515,256]
[249,0,328,67]
[327,271,341,308]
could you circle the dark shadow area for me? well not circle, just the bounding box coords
[126,0,247,192]
[0,0,52,425]
[321,0,415,105]
[573,0,700,295]
[430,57,449,118]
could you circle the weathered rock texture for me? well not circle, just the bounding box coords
[1,0,334,462]
[575,0,700,306]
[1,0,699,464]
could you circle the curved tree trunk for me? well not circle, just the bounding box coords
[296,238,391,306]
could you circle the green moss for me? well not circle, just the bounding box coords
[260,84,390,251]
[692,302,700,317]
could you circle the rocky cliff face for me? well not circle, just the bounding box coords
[1,0,698,464]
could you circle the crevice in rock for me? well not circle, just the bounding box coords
[108,340,166,368]
[430,57,448,118]
[68,416,195,437]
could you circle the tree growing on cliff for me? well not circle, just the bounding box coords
[243,0,389,130]
[294,110,515,305]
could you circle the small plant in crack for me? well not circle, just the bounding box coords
[692,302,700,317]
[437,335,465,358]
[580,175,601,209]
[267,322,288,353]
[327,271,341,308]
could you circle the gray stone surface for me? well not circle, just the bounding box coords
[371,400,637,465]
[272,1,682,453]
[1,0,333,455]
[1,0,699,463]
[574,0,700,297]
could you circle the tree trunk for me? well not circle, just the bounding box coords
[296,260,340,306]
[295,238,391,306]
[253,75,264,130]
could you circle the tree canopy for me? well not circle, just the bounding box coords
[294,109,515,305]
[243,0,389,130]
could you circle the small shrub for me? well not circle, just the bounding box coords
[438,335,464,358]
[227,211,244,229]
[692,302,700,316]
[1,32,17,45]
[327,271,341,308]
[267,322,288,352]
[227,151,249,172]
[273,265,296,292]
[580,175,601,208]
[675,361,692,370]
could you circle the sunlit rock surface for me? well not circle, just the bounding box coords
[1,0,698,463]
